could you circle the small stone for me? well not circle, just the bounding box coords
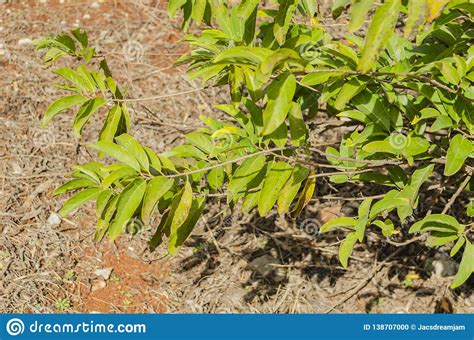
[94,267,113,280]
[91,278,107,292]
[47,213,61,226]
[248,254,285,281]
[18,38,32,46]
[82,14,91,20]
[91,1,100,8]
[425,252,458,278]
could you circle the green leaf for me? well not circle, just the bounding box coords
[228,154,266,201]
[339,232,358,268]
[96,189,113,218]
[90,141,141,172]
[168,0,187,17]
[73,161,104,183]
[337,110,371,124]
[168,181,193,254]
[355,198,372,242]
[108,179,146,241]
[115,134,150,172]
[411,108,440,125]
[300,70,344,86]
[332,0,351,18]
[450,236,466,257]
[362,140,399,155]
[396,164,434,222]
[262,72,296,135]
[430,115,453,132]
[349,0,375,32]
[320,217,356,234]
[369,197,410,219]
[451,240,474,289]
[174,197,206,249]
[300,0,318,16]
[71,28,88,48]
[444,134,472,176]
[53,178,96,196]
[274,0,298,45]
[42,95,86,127]
[101,165,137,188]
[59,187,101,217]
[372,219,397,237]
[192,0,207,24]
[334,77,366,110]
[258,162,293,216]
[141,177,174,225]
[277,164,309,214]
[186,131,214,154]
[208,167,225,191]
[258,48,302,83]
[437,61,460,85]
[357,0,401,73]
[409,214,462,234]
[76,65,97,92]
[54,67,88,90]
[214,46,272,66]
[289,102,308,146]
[94,195,119,241]
[98,105,123,144]
[149,211,170,251]
[73,97,106,137]
[426,231,459,247]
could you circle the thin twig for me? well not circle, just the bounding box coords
[114,87,207,103]
[442,174,472,214]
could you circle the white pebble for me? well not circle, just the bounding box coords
[82,14,91,20]
[91,1,100,8]
[47,213,61,226]
[18,38,33,46]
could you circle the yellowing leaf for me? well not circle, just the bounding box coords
[168,181,193,254]
[291,174,316,217]
[357,0,401,73]
[426,0,450,22]
[405,0,427,38]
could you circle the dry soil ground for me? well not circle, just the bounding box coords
[0,0,473,314]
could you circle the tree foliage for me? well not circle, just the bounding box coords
[36,0,473,288]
